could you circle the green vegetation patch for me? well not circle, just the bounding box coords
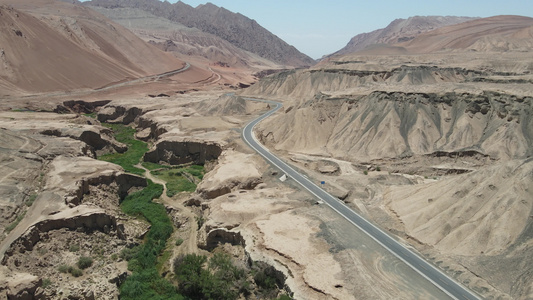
[151,165,205,197]
[69,244,80,252]
[186,165,205,180]
[5,212,26,233]
[58,265,83,277]
[77,256,93,269]
[83,112,97,119]
[25,193,37,207]
[174,253,247,300]
[98,123,148,176]
[173,253,289,300]
[42,278,52,289]
[70,268,83,277]
[119,181,182,300]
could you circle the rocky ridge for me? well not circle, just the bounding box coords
[87,6,285,72]
[84,0,315,67]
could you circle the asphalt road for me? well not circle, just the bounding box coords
[242,98,482,300]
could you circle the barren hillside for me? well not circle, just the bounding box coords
[0,0,184,95]
[399,15,533,53]
[330,16,477,57]
[87,6,284,71]
[85,0,315,67]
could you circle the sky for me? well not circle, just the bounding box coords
[168,0,533,59]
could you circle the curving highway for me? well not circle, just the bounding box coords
[241,97,482,300]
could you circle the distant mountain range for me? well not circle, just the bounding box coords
[84,0,315,67]
[331,16,478,57]
[330,15,533,57]
[396,15,533,53]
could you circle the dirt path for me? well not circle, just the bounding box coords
[135,164,198,255]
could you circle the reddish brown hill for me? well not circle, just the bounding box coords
[330,16,477,57]
[0,0,184,95]
[399,15,533,53]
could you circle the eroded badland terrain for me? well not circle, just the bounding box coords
[0,0,532,299]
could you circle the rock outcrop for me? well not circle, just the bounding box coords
[97,105,143,124]
[40,126,126,155]
[144,139,223,166]
[196,151,262,199]
[59,100,112,114]
[199,228,245,251]
[0,268,43,300]
[2,207,120,260]
[46,156,147,206]
[65,172,146,206]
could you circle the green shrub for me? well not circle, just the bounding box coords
[69,244,80,252]
[175,238,184,246]
[363,170,368,175]
[254,270,277,290]
[376,166,381,172]
[57,264,69,273]
[42,278,52,289]
[120,246,141,261]
[173,253,252,300]
[172,252,288,299]
[77,256,93,269]
[25,193,37,207]
[195,216,205,229]
[5,213,26,233]
[70,268,83,277]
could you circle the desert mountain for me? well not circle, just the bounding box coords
[87,6,284,71]
[398,15,533,53]
[331,16,477,56]
[0,0,184,95]
[84,0,315,67]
